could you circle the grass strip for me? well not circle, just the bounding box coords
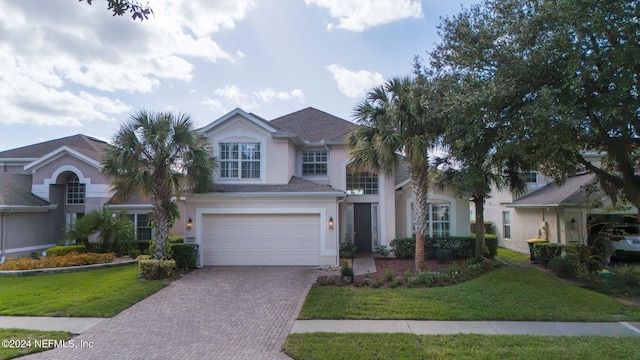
[300,267,640,321]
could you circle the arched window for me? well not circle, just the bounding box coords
[66,173,86,204]
[346,165,378,195]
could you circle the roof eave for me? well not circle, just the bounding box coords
[0,204,58,212]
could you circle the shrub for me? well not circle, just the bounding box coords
[390,235,498,260]
[533,243,563,264]
[138,259,176,279]
[168,236,184,244]
[170,243,199,270]
[129,249,141,259]
[390,238,415,258]
[339,240,358,259]
[470,221,494,234]
[548,253,585,278]
[435,248,452,263]
[374,244,390,258]
[45,245,88,257]
[0,252,115,270]
[340,261,354,283]
[384,268,394,282]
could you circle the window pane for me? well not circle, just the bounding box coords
[219,142,260,179]
[66,174,85,204]
[302,150,328,175]
[346,167,378,195]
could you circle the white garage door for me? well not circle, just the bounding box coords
[201,213,321,266]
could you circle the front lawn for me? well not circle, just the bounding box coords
[0,264,166,317]
[0,329,69,360]
[496,247,530,264]
[300,267,640,321]
[283,333,640,360]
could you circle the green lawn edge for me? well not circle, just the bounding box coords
[283,333,640,360]
[299,266,640,321]
[0,329,69,360]
[0,264,166,317]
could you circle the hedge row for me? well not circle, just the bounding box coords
[532,243,596,264]
[0,252,115,270]
[389,235,498,260]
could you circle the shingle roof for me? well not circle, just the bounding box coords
[0,134,108,162]
[509,172,597,208]
[269,107,354,144]
[212,176,345,194]
[0,173,50,207]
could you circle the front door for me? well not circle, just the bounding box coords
[354,203,372,252]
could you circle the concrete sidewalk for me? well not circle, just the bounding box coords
[291,320,640,337]
[0,316,105,334]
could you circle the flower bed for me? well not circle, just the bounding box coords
[0,252,116,271]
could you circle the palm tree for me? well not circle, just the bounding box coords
[102,110,215,260]
[348,76,442,272]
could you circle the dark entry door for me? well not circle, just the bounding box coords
[354,203,372,252]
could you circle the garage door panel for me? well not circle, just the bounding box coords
[202,213,321,266]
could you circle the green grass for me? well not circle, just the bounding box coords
[0,264,166,317]
[0,329,69,360]
[496,247,531,264]
[283,333,640,360]
[300,267,640,321]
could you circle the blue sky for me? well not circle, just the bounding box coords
[0,0,478,151]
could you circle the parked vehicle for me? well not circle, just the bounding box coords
[591,224,640,262]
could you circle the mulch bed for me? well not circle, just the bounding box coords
[314,257,502,288]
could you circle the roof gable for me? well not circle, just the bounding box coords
[199,108,279,135]
[269,107,354,144]
[24,146,102,172]
[0,134,107,161]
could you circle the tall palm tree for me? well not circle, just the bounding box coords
[348,76,442,272]
[102,110,215,260]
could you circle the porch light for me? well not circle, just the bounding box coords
[328,216,334,229]
[187,217,193,230]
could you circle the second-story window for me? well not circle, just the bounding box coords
[220,142,261,179]
[346,166,378,195]
[521,171,537,183]
[302,150,327,175]
[66,173,85,204]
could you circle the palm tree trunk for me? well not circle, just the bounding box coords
[473,197,485,263]
[152,189,172,260]
[409,161,429,272]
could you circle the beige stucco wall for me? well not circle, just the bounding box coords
[205,114,294,185]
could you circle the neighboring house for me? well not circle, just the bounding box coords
[0,135,154,261]
[182,107,469,267]
[482,158,638,254]
[0,107,471,265]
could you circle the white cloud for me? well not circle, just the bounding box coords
[213,85,259,110]
[236,50,247,59]
[305,0,423,32]
[326,64,385,98]
[202,98,227,114]
[254,88,305,103]
[0,0,256,126]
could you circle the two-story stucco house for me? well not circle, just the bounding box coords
[0,107,470,264]
[0,134,155,261]
[181,107,470,267]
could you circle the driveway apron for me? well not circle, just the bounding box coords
[23,267,318,360]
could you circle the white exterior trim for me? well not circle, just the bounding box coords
[213,131,268,185]
[24,146,101,172]
[199,108,277,134]
[32,165,111,200]
[405,194,458,237]
[4,243,56,254]
[195,207,330,266]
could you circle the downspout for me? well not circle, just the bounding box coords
[0,212,4,263]
[555,209,562,244]
[0,210,9,263]
[335,195,347,267]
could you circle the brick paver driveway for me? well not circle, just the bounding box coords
[25,267,318,360]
